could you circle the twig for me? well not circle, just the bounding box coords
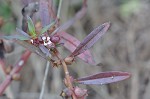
[39,61,50,99]
[0,59,6,74]
[0,50,31,95]
[54,49,77,99]
[0,59,15,98]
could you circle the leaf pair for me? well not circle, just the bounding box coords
[59,22,110,65]
[59,32,95,65]
[27,16,55,37]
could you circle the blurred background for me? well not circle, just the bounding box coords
[0,0,150,99]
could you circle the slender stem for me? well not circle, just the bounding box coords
[0,50,31,95]
[39,61,50,99]
[0,59,6,74]
[54,49,77,99]
[57,0,63,19]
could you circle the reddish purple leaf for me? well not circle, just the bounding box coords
[71,22,110,57]
[59,32,95,65]
[51,0,87,35]
[76,71,131,85]
[39,0,51,27]
[15,40,51,61]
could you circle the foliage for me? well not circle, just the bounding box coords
[0,0,131,99]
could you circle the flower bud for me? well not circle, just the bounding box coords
[35,21,42,33]
[5,66,13,74]
[48,25,56,33]
[12,73,21,81]
[60,88,72,98]
[74,86,88,98]
[50,35,60,44]
[53,60,61,67]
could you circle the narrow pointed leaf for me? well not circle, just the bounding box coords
[39,44,51,57]
[39,0,51,27]
[15,40,51,61]
[76,71,131,85]
[16,28,31,39]
[0,35,30,40]
[71,22,110,57]
[40,21,55,35]
[27,16,36,37]
[59,32,95,65]
[0,28,31,40]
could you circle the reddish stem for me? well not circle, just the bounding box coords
[53,49,77,99]
[0,50,31,95]
[0,59,6,74]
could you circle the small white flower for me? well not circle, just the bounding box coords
[42,36,52,46]
[47,40,52,45]
[47,37,50,40]
[30,39,33,43]
[44,42,48,46]
[42,36,46,40]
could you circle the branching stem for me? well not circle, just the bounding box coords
[0,50,31,95]
[54,49,77,99]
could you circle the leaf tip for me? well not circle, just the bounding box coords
[103,22,111,29]
[125,72,131,78]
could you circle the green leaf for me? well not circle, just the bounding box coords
[27,16,36,37]
[40,21,55,35]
